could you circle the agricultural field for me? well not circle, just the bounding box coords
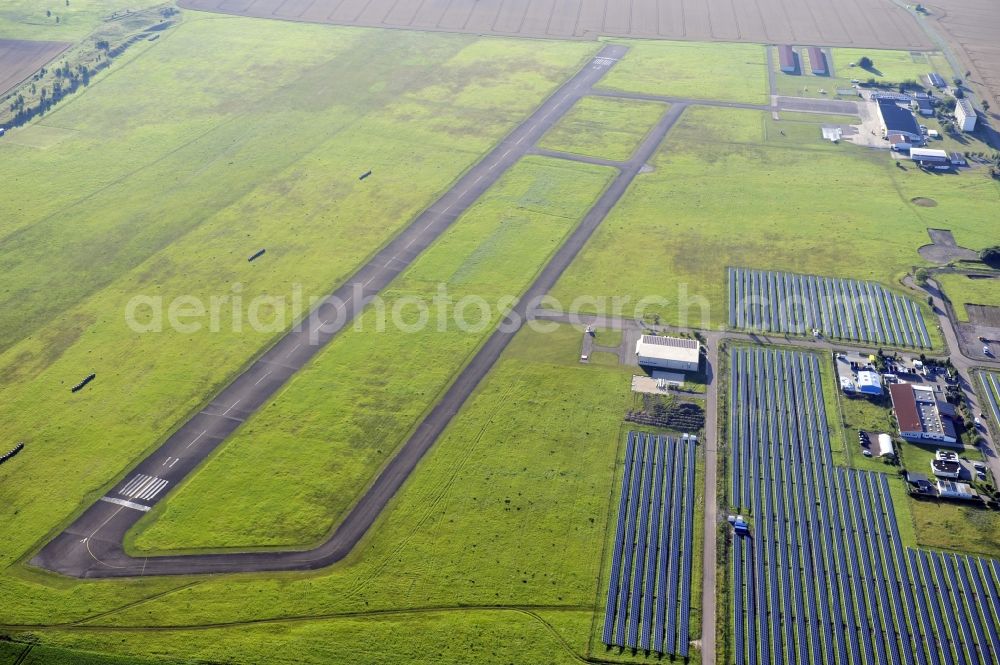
[548,105,997,338]
[128,155,615,552]
[0,38,68,96]
[595,40,769,105]
[538,96,667,161]
[728,346,1000,663]
[177,0,931,49]
[938,273,1000,321]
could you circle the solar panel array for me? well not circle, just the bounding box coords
[980,372,1000,431]
[728,268,931,348]
[603,432,697,656]
[730,347,1000,664]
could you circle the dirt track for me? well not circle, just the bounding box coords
[0,39,70,99]
[179,0,930,48]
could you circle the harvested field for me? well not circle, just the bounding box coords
[178,0,931,48]
[0,39,68,98]
[968,305,1000,327]
[928,0,1000,108]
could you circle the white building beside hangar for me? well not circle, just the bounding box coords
[635,335,701,372]
[955,98,977,132]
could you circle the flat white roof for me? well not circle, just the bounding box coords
[910,147,948,159]
[635,335,700,364]
[857,370,881,386]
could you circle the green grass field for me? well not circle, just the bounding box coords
[772,46,951,100]
[0,15,599,563]
[596,39,768,105]
[4,323,646,664]
[128,155,615,552]
[0,13,650,663]
[548,105,996,344]
[937,273,1000,321]
[538,95,667,162]
[0,0,164,40]
[832,48,941,84]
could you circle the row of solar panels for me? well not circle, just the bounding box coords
[729,347,1000,664]
[728,268,931,348]
[979,372,1000,431]
[602,431,696,656]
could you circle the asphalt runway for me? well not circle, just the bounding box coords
[32,43,688,578]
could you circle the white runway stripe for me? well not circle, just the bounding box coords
[118,474,170,501]
[119,475,149,496]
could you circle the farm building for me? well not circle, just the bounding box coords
[910,147,951,170]
[950,152,967,166]
[889,383,958,444]
[778,45,797,73]
[955,98,977,131]
[927,72,945,88]
[634,335,700,372]
[876,98,922,142]
[937,480,975,499]
[808,47,828,75]
[857,370,883,396]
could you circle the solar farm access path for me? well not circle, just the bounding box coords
[31,45,690,580]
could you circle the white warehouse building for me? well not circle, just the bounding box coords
[955,98,977,132]
[635,335,701,372]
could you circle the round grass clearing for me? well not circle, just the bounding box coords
[911,197,938,207]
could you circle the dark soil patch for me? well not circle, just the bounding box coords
[911,197,938,207]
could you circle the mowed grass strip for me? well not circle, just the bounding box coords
[595,39,769,105]
[549,106,996,341]
[936,273,1000,322]
[538,96,668,162]
[0,20,599,622]
[128,157,616,552]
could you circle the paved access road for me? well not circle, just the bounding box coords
[31,44,688,579]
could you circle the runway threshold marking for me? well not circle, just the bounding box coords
[119,474,170,501]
